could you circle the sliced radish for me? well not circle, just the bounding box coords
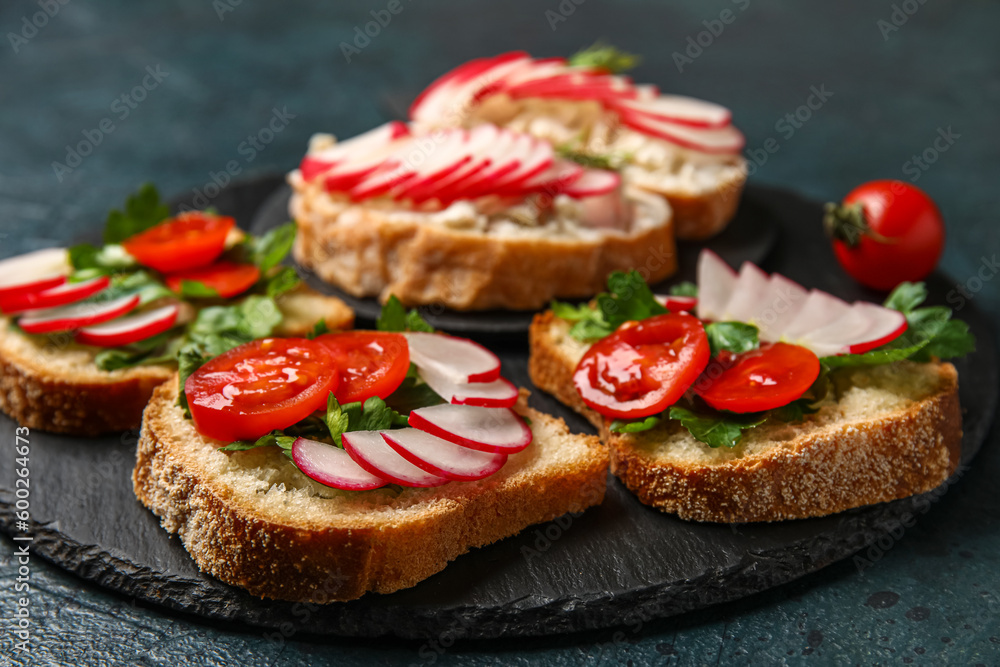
[418,365,518,408]
[487,136,554,194]
[0,276,109,314]
[612,95,732,129]
[411,52,530,125]
[795,302,908,357]
[342,430,448,487]
[381,428,508,481]
[0,248,70,299]
[844,303,909,354]
[751,273,810,343]
[390,131,472,199]
[404,331,501,383]
[349,162,418,201]
[696,249,738,321]
[654,294,697,313]
[291,437,387,491]
[721,262,770,323]
[409,404,532,454]
[617,106,745,154]
[562,169,620,198]
[780,290,852,342]
[514,159,584,195]
[18,294,140,335]
[75,304,179,347]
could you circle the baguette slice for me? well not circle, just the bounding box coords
[133,381,608,602]
[0,285,353,435]
[529,311,963,523]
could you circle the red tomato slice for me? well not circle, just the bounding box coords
[185,338,338,442]
[122,212,235,273]
[165,261,261,298]
[573,313,710,419]
[694,342,820,413]
[315,331,410,403]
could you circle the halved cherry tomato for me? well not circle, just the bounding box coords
[315,331,410,403]
[122,212,235,273]
[573,313,710,419]
[185,337,338,442]
[694,342,819,413]
[165,261,261,298]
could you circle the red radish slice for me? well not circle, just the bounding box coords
[654,295,698,313]
[404,125,499,202]
[75,304,179,347]
[579,190,627,229]
[617,107,745,154]
[408,404,532,454]
[612,96,732,129]
[752,273,810,343]
[488,137,554,193]
[342,430,448,487]
[309,121,410,166]
[411,53,531,125]
[562,169,620,198]
[418,365,518,408]
[349,162,417,201]
[18,294,140,334]
[291,437,387,491]
[322,136,411,192]
[780,290,852,341]
[513,159,584,195]
[843,303,908,354]
[0,276,109,314]
[404,332,502,383]
[381,428,508,481]
[795,302,908,357]
[0,248,70,298]
[721,262,770,323]
[391,131,473,199]
[696,249,738,321]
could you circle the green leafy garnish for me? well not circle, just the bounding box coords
[103,183,170,244]
[383,365,445,414]
[669,282,698,297]
[882,281,927,314]
[94,331,183,371]
[264,266,301,298]
[326,394,409,447]
[307,319,330,339]
[176,280,219,298]
[609,415,661,434]
[376,294,434,333]
[568,42,640,73]
[555,144,622,171]
[553,270,668,342]
[218,431,297,458]
[668,406,767,449]
[85,270,173,306]
[240,222,297,271]
[704,322,759,358]
[69,243,137,274]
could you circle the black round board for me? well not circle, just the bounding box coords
[246,179,778,334]
[0,178,995,641]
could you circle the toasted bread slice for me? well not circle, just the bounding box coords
[133,382,608,602]
[529,311,963,523]
[0,286,353,435]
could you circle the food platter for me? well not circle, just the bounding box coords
[0,176,994,640]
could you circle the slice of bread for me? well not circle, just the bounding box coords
[529,311,963,523]
[0,286,353,435]
[133,381,608,602]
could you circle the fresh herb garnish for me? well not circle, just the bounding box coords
[307,319,330,339]
[218,431,297,458]
[103,183,170,245]
[704,321,759,358]
[555,144,623,171]
[68,243,138,275]
[376,294,434,333]
[552,270,668,341]
[568,42,640,73]
[669,282,698,297]
[668,406,767,449]
[609,415,661,434]
[175,280,220,298]
[237,222,297,272]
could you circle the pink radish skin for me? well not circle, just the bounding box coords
[291,437,388,491]
[18,294,140,335]
[0,248,70,298]
[381,428,508,481]
[617,107,745,154]
[342,430,449,487]
[612,95,732,129]
[418,364,518,408]
[654,295,697,313]
[562,169,620,198]
[845,305,908,354]
[404,332,501,383]
[75,304,179,347]
[1,275,110,314]
[408,404,532,454]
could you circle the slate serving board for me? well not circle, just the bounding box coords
[0,179,994,641]
[248,179,778,336]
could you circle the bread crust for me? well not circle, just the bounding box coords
[133,380,608,602]
[291,192,677,311]
[529,313,965,523]
[637,166,747,241]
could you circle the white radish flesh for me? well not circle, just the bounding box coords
[381,428,508,481]
[0,275,109,314]
[696,250,737,321]
[613,95,732,129]
[342,430,448,487]
[780,290,852,341]
[75,304,179,347]
[752,273,810,343]
[418,364,518,408]
[0,248,70,296]
[18,294,140,334]
[291,437,388,491]
[562,169,620,198]
[408,404,532,453]
[404,332,501,383]
[721,262,770,322]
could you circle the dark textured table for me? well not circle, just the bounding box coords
[1,0,999,664]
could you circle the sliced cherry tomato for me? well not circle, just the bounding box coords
[825,180,944,291]
[165,261,261,298]
[122,212,235,273]
[315,331,410,403]
[573,313,710,419]
[694,342,820,413]
[185,337,338,442]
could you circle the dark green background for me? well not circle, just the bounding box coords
[1,0,998,664]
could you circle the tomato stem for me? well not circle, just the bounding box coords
[823,202,896,247]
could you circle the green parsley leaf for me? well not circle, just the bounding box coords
[241,222,297,271]
[93,331,182,371]
[704,322,759,358]
[406,309,435,333]
[324,392,351,447]
[911,318,976,362]
[69,243,137,274]
[85,270,173,306]
[668,406,767,448]
[554,145,621,171]
[596,271,668,329]
[219,431,296,455]
[104,183,170,244]
[383,366,445,414]
[176,347,208,414]
[568,42,640,73]
[377,294,434,332]
[883,282,927,314]
[176,280,219,298]
[609,415,662,434]
[264,266,301,298]
[326,394,409,447]
[669,281,698,297]
[307,319,330,340]
[550,300,595,321]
